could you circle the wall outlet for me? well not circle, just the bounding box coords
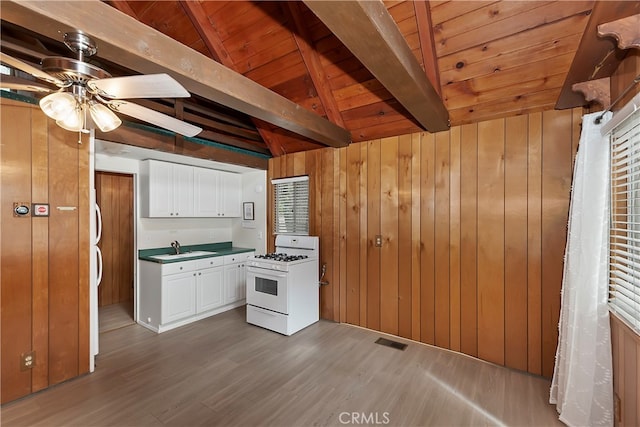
[20,351,35,371]
[375,235,383,247]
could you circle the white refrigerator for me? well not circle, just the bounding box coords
[89,134,103,372]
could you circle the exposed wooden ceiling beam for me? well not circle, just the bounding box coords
[556,1,640,109]
[304,0,449,133]
[414,0,442,97]
[180,0,289,157]
[106,0,139,20]
[282,2,346,128]
[2,0,351,149]
[178,1,229,65]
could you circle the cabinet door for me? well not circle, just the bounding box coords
[196,267,224,312]
[238,262,246,300]
[224,263,247,303]
[194,168,219,217]
[162,272,197,324]
[173,163,194,217]
[223,264,239,304]
[219,172,241,217]
[148,160,174,217]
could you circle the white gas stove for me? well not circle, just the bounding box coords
[246,235,319,335]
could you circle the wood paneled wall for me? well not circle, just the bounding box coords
[1,98,90,403]
[96,172,134,307]
[268,108,582,376]
[611,313,640,427]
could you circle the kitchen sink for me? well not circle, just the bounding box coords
[149,251,218,260]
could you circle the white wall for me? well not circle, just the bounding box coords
[232,170,267,254]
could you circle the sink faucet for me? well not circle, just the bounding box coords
[171,240,181,255]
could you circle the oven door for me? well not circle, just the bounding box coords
[246,266,289,315]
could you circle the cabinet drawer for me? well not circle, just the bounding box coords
[223,252,254,265]
[162,260,197,275]
[196,257,223,269]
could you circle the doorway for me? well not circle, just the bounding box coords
[96,171,135,332]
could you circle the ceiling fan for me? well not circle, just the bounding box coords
[0,31,202,137]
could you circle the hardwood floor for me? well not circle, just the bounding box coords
[2,307,562,426]
[99,300,134,333]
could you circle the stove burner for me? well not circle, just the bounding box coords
[255,253,309,262]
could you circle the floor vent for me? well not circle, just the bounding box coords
[375,337,407,351]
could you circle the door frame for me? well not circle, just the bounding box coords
[91,144,139,372]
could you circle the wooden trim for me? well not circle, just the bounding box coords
[77,130,90,375]
[598,14,640,51]
[572,77,611,108]
[30,108,49,393]
[3,0,351,149]
[304,0,449,133]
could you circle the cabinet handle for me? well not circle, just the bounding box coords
[179,266,183,270]
[198,272,201,276]
[176,212,179,216]
[170,213,174,216]
[193,273,196,276]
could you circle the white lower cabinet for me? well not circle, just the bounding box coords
[196,267,224,313]
[223,253,252,304]
[139,252,253,333]
[162,271,197,324]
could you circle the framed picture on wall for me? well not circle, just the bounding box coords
[243,202,254,220]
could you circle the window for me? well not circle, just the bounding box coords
[272,175,309,235]
[609,108,640,333]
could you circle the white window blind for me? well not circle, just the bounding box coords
[272,176,309,235]
[610,108,640,333]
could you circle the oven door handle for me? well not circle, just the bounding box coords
[247,267,288,278]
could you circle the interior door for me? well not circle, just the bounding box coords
[95,172,134,310]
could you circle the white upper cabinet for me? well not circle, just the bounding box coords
[194,167,219,217]
[218,172,241,217]
[141,160,194,217]
[142,160,241,218]
[194,167,242,218]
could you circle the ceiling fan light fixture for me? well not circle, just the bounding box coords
[89,102,121,132]
[39,92,77,121]
[55,105,84,132]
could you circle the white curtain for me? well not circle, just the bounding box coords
[550,111,613,426]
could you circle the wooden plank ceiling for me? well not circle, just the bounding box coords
[2,1,599,159]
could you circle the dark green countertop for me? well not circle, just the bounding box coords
[138,241,254,264]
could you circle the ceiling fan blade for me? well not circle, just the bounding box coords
[110,100,202,137]
[88,74,190,99]
[0,52,63,86]
[0,75,53,93]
